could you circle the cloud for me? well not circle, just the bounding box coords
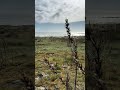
[35,0,85,23]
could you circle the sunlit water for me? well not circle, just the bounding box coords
[35,32,85,37]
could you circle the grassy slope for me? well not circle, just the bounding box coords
[103,30,120,90]
[0,26,34,90]
[35,37,85,90]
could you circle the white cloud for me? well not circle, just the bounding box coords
[35,0,85,23]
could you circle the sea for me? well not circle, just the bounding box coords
[35,32,85,37]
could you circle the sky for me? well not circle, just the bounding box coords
[35,0,85,34]
[0,0,34,25]
[0,0,119,25]
[0,0,120,25]
[86,0,120,23]
[86,0,120,11]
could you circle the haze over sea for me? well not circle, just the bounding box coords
[35,32,85,37]
[35,21,85,37]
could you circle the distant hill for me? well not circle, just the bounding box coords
[35,21,85,32]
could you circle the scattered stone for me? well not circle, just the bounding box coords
[35,86,47,90]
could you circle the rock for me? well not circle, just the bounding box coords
[38,74,43,78]
[35,86,47,90]
[62,64,68,69]
[35,72,49,83]
[41,72,48,77]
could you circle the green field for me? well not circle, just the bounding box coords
[86,24,120,90]
[0,26,34,90]
[35,37,85,90]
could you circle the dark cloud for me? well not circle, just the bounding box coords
[86,0,120,10]
[35,0,85,23]
[86,0,120,23]
[0,0,34,25]
[51,12,60,19]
